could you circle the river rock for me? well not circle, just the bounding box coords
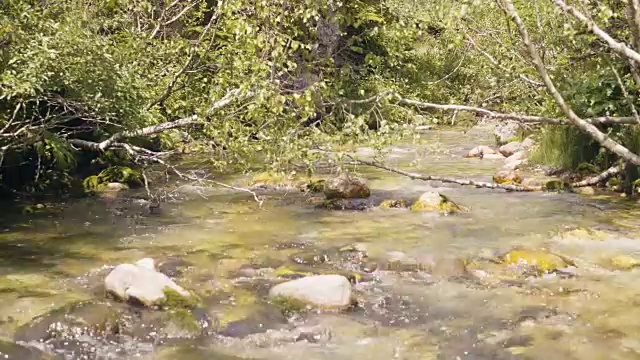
[268,275,353,309]
[493,170,522,184]
[466,145,497,158]
[494,121,521,145]
[411,191,461,213]
[104,258,191,307]
[499,141,522,157]
[323,174,370,199]
[611,255,640,270]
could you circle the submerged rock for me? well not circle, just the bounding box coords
[610,255,640,270]
[410,192,462,214]
[322,198,373,211]
[466,145,496,158]
[499,141,522,157]
[0,340,58,360]
[493,170,522,185]
[104,258,192,307]
[323,174,370,199]
[378,199,407,209]
[268,275,353,309]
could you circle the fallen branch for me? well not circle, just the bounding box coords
[343,90,638,125]
[571,166,621,187]
[351,158,543,192]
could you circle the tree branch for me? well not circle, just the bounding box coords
[554,0,640,65]
[503,0,640,166]
[351,158,543,192]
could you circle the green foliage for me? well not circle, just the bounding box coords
[530,127,602,170]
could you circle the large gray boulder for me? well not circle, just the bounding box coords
[104,258,191,307]
[269,275,353,309]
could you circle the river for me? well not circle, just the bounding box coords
[1,126,640,359]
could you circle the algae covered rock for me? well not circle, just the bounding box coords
[323,174,370,199]
[493,170,522,185]
[503,249,572,274]
[104,258,193,307]
[611,255,640,270]
[573,186,596,195]
[268,275,353,309]
[411,192,462,214]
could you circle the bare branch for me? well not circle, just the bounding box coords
[503,0,640,166]
[554,0,640,65]
[571,166,621,187]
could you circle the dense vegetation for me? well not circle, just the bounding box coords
[3,0,640,197]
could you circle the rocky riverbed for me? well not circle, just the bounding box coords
[1,125,640,359]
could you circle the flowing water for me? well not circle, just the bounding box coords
[2,126,640,359]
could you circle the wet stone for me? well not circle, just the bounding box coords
[218,306,290,338]
[269,275,353,310]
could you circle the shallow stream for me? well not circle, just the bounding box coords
[2,126,640,359]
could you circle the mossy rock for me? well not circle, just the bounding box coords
[410,192,463,214]
[502,249,571,274]
[161,288,201,309]
[379,199,407,209]
[610,255,640,270]
[543,180,572,192]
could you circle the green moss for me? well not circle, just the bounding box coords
[270,295,308,316]
[161,288,200,309]
[608,177,621,188]
[379,199,406,209]
[274,266,311,278]
[576,162,598,175]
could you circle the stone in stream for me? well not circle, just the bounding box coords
[502,249,574,274]
[498,141,522,157]
[573,186,596,195]
[268,275,353,309]
[323,174,370,199]
[104,258,192,307]
[466,145,496,158]
[410,192,462,214]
